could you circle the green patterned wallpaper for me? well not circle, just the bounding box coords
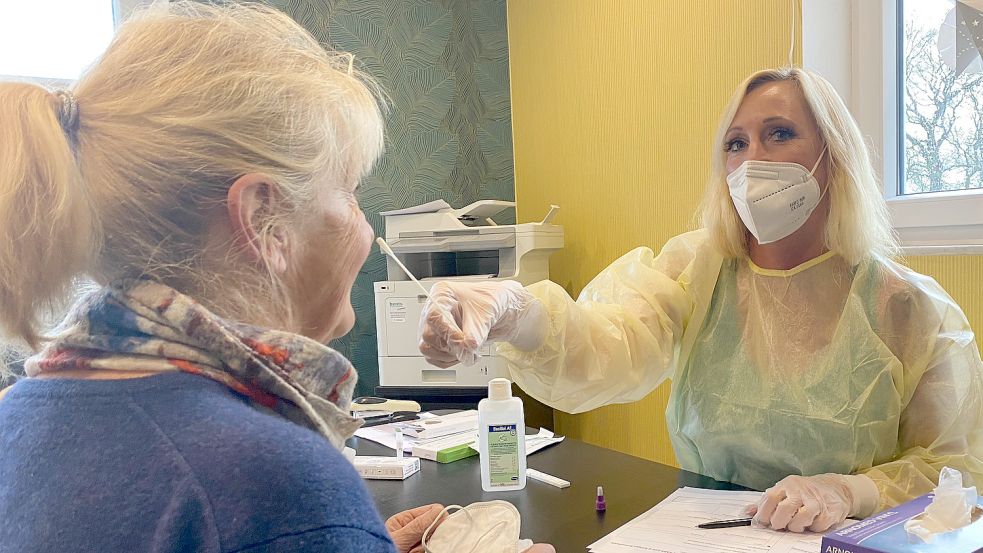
[269,0,515,395]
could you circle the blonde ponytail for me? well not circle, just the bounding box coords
[0,84,98,348]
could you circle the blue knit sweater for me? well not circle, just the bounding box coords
[0,372,396,553]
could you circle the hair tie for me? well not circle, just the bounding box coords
[54,90,80,136]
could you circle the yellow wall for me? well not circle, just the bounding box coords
[506,0,983,467]
[905,256,983,343]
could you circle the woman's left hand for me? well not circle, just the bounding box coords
[746,473,878,533]
[385,503,446,553]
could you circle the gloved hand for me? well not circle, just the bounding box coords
[418,280,546,368]
[747,473,880,533]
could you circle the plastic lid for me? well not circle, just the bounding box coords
[488,378,512,400]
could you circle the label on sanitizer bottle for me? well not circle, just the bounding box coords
[487,424,519,486]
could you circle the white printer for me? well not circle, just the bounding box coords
[374,199,563,401]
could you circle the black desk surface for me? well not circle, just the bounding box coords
[347,432,748,551]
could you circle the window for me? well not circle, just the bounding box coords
[0,1,116,83]
[901,0,983,195]
[804,0,983,253]
[889,0,983,251]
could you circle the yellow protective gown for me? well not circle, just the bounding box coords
[498,230,983,509]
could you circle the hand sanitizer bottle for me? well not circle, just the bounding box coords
[479,378,526,492]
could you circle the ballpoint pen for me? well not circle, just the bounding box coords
[696,517,753,529]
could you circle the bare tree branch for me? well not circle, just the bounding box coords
[902,20,983,192]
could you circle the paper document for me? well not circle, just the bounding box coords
[354,413,438,452]
[589,487,835,553]
[399,410,478,439]
[354,412,563,458]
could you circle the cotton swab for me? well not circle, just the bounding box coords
[376,237,431,298]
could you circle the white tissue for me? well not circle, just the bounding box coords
[904,467,978,543]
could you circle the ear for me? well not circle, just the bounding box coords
[227,173,288,274]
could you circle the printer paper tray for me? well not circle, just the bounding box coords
[420,274,497,280]
[388,234,515,253]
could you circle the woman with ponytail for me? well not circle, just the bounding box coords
[0,3,457,552]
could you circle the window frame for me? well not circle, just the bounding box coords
[804,0,983,254]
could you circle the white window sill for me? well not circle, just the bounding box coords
[900,245,983,255]
[888,189,983,254]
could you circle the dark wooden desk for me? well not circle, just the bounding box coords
[347,433,748,551]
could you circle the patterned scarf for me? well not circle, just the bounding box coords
[25,279,362,448]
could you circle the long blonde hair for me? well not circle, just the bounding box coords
[0,2,384,348]
[699,67,897,265]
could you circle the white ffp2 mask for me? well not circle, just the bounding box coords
[422,500,533,553]
[726,145,828,245]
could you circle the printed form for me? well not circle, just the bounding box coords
[589,487,833,553]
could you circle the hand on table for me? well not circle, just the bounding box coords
[746,473,878,533]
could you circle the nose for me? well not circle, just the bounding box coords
[744,140,765,161]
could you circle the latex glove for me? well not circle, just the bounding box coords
[418,280,546,367]
[747,474,880,533]
[386,504,446,553]
[522,545,556,553]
